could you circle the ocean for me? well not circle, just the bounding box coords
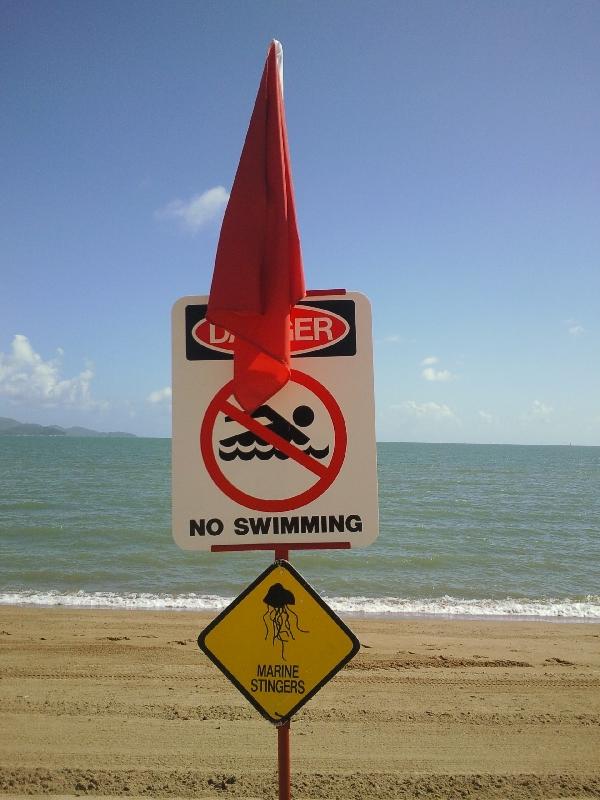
[1,437,599,620]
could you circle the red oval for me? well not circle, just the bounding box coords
[192,320,234,353]
[193,305,349,355]
[289,305,349,354]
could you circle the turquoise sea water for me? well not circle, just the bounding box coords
[1,437,599,619]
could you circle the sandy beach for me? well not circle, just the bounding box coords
[1,606,599,799]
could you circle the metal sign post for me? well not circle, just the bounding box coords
[278,720,291,800]
[275,545,290,800]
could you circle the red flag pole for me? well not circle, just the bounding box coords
[274,542,291,798]
[211,39,301,799]
[277,720,291,800]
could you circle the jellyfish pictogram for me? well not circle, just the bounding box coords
[262,583,309,660]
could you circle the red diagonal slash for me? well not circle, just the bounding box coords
[220,400,329,478]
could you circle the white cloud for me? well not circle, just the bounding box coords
[529,400,553,421]
[392,400,456,420]
[478,410,494,423]
[568,324,584,337]
[147,386,172,405]
[0,335,97,408]
[155,186,229,233]
[382,334,402,343]
[420,355,455,382]
[422,366,454,382]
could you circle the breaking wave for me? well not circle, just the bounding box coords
[1,590,599,620]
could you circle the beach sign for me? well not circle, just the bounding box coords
[197,560,360,724]
[171,291,378,551]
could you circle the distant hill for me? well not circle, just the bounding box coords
[0,417,136,438]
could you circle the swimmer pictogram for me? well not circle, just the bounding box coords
[218,405,329,462]
[262,583,309,660]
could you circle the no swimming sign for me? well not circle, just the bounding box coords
[171,291,379,551]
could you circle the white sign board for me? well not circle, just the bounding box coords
[171,291,378,551]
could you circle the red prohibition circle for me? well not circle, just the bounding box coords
[200,370,347,512]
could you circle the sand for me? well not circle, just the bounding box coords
[1,605,600,799]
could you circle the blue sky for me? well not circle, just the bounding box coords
[2,0,599,443]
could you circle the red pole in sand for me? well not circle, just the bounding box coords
[274,544,291,799]
[277,721,291,800]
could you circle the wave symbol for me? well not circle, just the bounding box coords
[218,443,330,461]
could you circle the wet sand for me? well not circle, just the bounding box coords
[1,606,600,799]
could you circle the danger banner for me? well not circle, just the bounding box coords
[186,299,357,361]
[171,291,378,551]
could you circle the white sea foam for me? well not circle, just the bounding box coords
[0,590,233,611]
[324,594,600,620]
[1,590,600,620]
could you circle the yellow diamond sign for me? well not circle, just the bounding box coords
[197,560,360,724]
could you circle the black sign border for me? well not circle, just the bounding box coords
[197,559,360,725]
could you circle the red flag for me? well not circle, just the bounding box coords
[207,41,305,413]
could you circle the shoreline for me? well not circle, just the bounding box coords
[1,605,600,799]
[1,594,599,623]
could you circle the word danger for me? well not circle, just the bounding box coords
[193,305,349,356]
[189,514,364,537]
[250,663,305,695]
